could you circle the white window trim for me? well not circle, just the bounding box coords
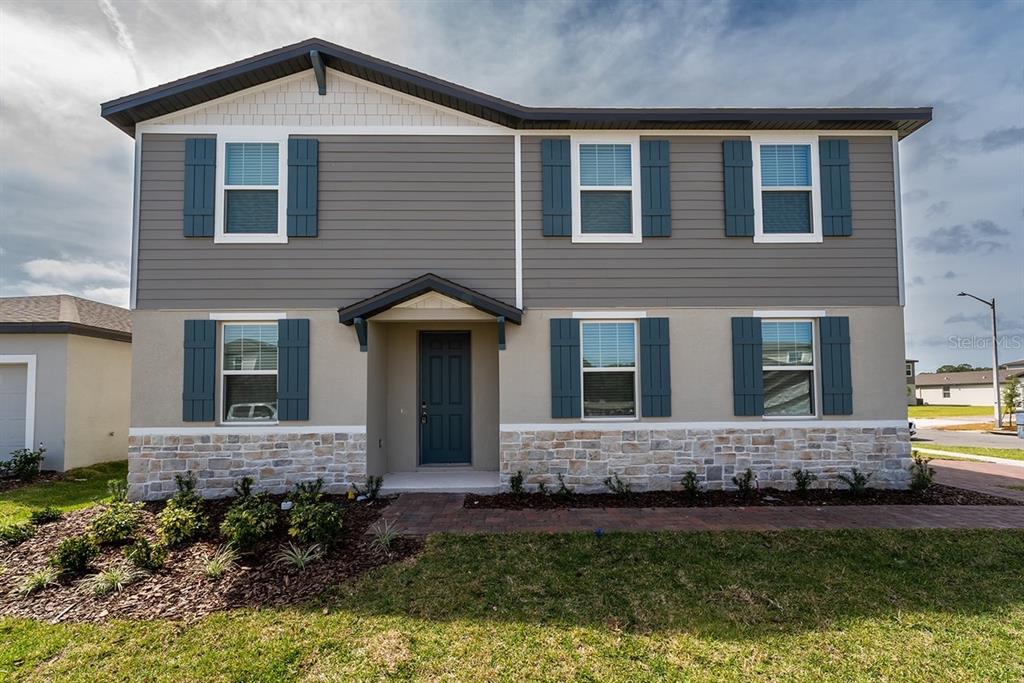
[761,318,820,420]
[572,310,647,319]
[214,131,289,244]
[218,321,280,425]
[571,134,643,244]
[751,133,823,244]
[209,312,287,321]
[579,319,641,421]
[0,355,36,449]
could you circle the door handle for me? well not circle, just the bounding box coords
[420,401,428,423]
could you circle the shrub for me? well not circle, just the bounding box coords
[909,452,935,493]
[274,542,323,570]
[731,468,756,498]
[90,501,144,545]
[1,446,46,482]
[220,479,278,552]
[1,522,37,546]
[82,567,144,596]
[353,476,383,501]
[681,471,702,498]
[289,500,343,547]
[204,545,238,579]
[792,469,818,497]
[838,468,872,496]
[288,478,326,507]
[603,473,633,495]
[509,470,525,496]
[125,538,167,571]
[536,480,550,495]
[50,535,99,577]
[554,473,574,497]
[158,503,206,547]
[107,478,129,503]
[170,472,204,512]
[368,519,401,556]
[16,568,58,596]
[29,506,63,525]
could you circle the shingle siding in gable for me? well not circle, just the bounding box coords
[521,135,898,307]
[137,134,515,309]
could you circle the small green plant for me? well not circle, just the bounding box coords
[29,506,63,525]
[368,519,401,556]
[681,471,702,498]
[554,473,574,497]
[353,476,383,501]
[288,500,343,547]
[82,567,143,596]
[1,446,46,482]
[16,568,59,596]
[731,468,756,498]
[125,538,168,571]
[838,468,872,496]
[509,470,525,496]
[536,480,550,495]
[170,472,204,513]
[157,503,206,546]
[204,545,239,579]
[909,452,935,493]
[107,478,129,503]
[274,542,323,570]
[90,501,145,545]
[49,535,99,577]
[603,473,633,495]
[792,468,818,497]
[220,478,278,552]
[289,478,326,507]
[1,522,37,546]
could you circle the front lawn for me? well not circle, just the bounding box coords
[3,529,1024,681]
[0,461,127,525]
[909,404,996,418]
[918,444,1024,462]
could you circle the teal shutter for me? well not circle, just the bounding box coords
[819,316,853,415]
[287,138,318,237]
[731,317,763,416]
[640,140,672,237]
[723,140,754,237]
[820,139,852,236]
[184,138,216,237]
[183,320,216,421]
[542,139,571,236]
[277,319,310,421]
[550,319,581,418]
[639,318,671,417]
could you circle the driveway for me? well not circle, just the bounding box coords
[933,459,1024,503]
[913,428,1022,448]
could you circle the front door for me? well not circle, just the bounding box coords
[419,332,472,465]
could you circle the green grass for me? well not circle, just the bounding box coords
[0,460,127,525]
[909,405,996,418]
[3,529,1024,681]
[916,444,1024,462]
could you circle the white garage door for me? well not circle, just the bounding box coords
[0,364,28,456]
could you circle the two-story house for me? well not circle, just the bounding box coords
[101,38,930,499]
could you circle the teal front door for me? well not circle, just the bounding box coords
[419,332,472,465]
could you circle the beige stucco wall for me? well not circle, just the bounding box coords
[500,306,909,424]
[380,321,499,472]
[0,334,68,470]
[365,322,389,477]
[131,310,366,427]
[63,334,132,470]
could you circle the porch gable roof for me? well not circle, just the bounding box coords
[337,273,522,325]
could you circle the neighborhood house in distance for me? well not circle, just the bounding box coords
[99,38,931,500]
[914,360,1024,406]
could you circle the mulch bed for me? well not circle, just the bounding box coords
[0,495,422,624]
[465,484,1023,510]
[0,471,62,494]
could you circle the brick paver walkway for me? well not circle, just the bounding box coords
[934,459,1024,503]
[380,493,1024,536]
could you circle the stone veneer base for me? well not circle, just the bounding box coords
[127,430,367,501]
[500,426,912,492]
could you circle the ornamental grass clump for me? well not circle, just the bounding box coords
[838,468,872,496]
[82,567,144,596]
[16,568,59,596]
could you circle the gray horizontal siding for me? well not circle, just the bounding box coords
[137,135,515,309]
[522,135,899,307]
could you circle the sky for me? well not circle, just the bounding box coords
[0,0,1021,372]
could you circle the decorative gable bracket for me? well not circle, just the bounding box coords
[310,49,326,96]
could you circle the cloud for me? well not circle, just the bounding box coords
[22,258,127,285]
[903,189,930,203]
[942,270,957,279]
[979,126,1024,152]
[97,0,144,84]
[926,201,949,218]
[907,276,926,288]
[912,220,1010,254]
[944,312,1024,336]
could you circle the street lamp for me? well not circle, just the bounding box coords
[957,291,1002,428]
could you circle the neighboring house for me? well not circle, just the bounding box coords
[915,363,1024,406]
[100,38,931,499]
[905,359,918,405]
[0,295,132,471]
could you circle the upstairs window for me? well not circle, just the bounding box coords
[225,143,279,234]
[762,320,816,417]
[752,136,822,244]
[222,323,278,422]
[581,321,637,418]
[572,136,641,243]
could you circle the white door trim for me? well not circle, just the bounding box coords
[0,355,37,450]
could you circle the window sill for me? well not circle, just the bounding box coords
[214,232,288,245]
[761,415,819,421]
[753,232,823,244]
[571,232,643,244]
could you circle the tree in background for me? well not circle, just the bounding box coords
[1002,376,1021,428]
[935,363,991,373]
